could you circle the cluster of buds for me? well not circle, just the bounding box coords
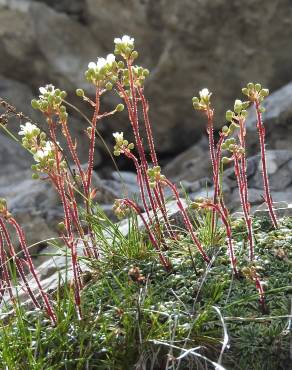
[147,166,165,188]
[113,199,131,219]
[241,264,264,282]
[226,99,250,123]
[221,137,245,164]
[190,197,212,210]
[85,54,120,89]
[242,83,269,112]
[114,35,136,60]
[192,88,212,111]
[31,85,67,119]
[120,66,150,89]
[112,132,134,156]
[18,122,64,176]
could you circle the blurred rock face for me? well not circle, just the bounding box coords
[1,0,292,157]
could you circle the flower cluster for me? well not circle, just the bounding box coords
[85,54,119,88]
[226,99,250,123]
[31,84,67,118]
[190,197,211,210]
[120,65,150,89]
[192,88,212,111]
[242,82,269,105]
[0,198,7,214]
[113,132,134,156]
[18,122,63,176]
[114,35,135,59]
[147,166,165,188]
[113,199,131,219]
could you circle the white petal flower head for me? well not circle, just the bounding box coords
[106,53,115,65]
[44,141,54,153]
[113,132,124,143]
[18,122,38,136]
[88,61,97,70]
[114,35,134,47]
[96,57,107,70]
[33,149,48,163]
[39,84,56,100]
[199,88,211,100]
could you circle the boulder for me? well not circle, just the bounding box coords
[223,150,292,210]
[2,0,292,156]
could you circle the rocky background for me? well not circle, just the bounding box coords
[1,0,292,259]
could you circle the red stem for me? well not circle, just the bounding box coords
[0,219,41,310]
[86,88,100,194]
[254,101,278,228]
[162,178,210,263]
[9,218,57,324]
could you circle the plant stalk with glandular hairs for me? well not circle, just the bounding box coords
[242,83,278,228]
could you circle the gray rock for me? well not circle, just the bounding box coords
[163,137,211,182]
[2,0,292,155]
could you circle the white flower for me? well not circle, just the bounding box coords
[106,53,115,64]
[39,84,55,98]
[88,54,115,72]
[88,61,96,69]
[33,150,47,162]
[199,88,210,100]
[33,141,55,163]
[114,35,134,46]
[18,122,38,136]
[44,141,54,152]
[113,132,124,143]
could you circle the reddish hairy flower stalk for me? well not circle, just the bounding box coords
[137,87,176,240]
[201,201,238,275]
[47,115,82,317]
[117,82,163,233]
[0,218,41,311]
[206,107,219,237]
[161,178,210,264]
[123,149,151,221]
[122,199,171,271]
[233,155,254,261]
[0,231,14,302]
[9,217,57,324]
[254,100,278,228]
[65,174,97,259]
[86,88,100,194]
[254,275,267,313]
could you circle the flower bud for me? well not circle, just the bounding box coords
[226,110,233,122]
[222,157,231,164]
[57,222,66,233]
[32,173,39,180]
[76,89,84,97]
[60,91,67,99]
[242,88,248,96]
[116,103,124,112]
[247,82,254,90]
[117,61,124,69]
[31,99,39,110]
[255,83,262,92]
[234,99,242,114]
[260,89,269,97]
[128,143,134,150]
[105,82,113,91]
[131,51,139,60]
